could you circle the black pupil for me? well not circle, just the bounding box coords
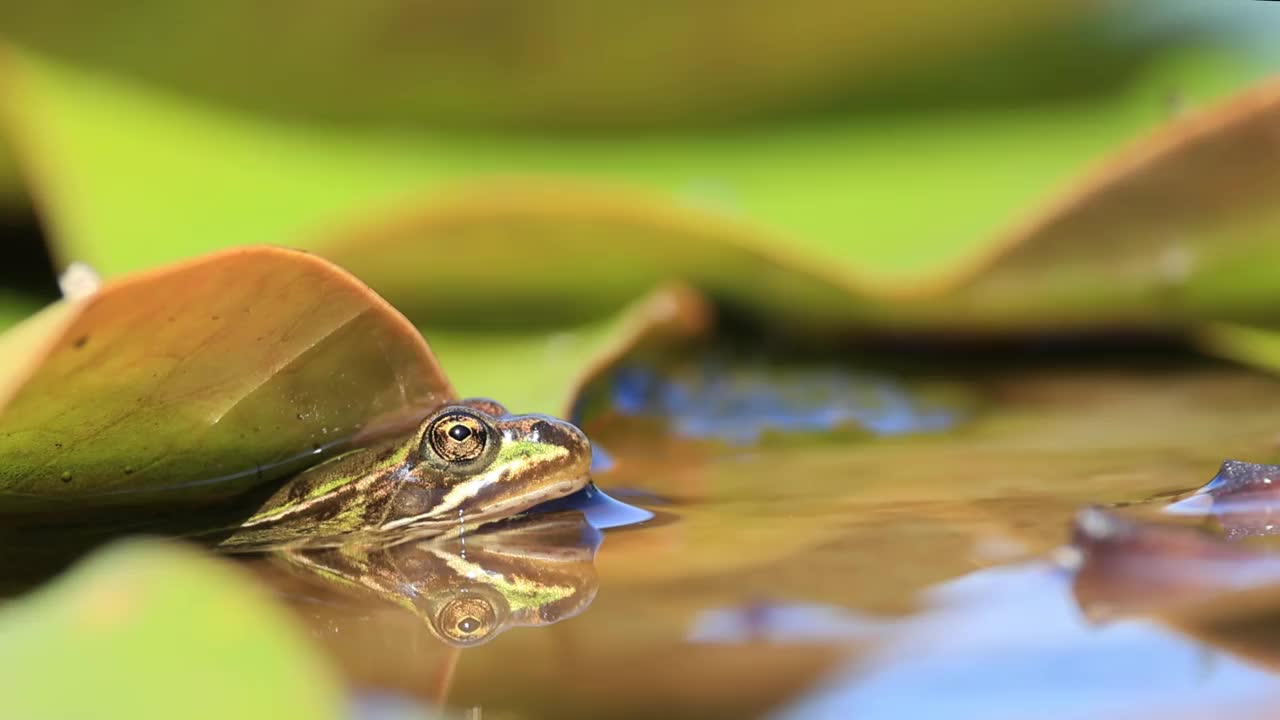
[448,424,472,441]
[458,617,480,633]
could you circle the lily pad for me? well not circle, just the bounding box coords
[0,2,1114,127]
[0,246,453,512]
[922,73,1280,331]
[2,41,1275,329]
[1195,322,1280,376]
[428,283,711,416]
[0,538,342,720]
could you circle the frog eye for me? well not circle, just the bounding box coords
[435,597,497,645]
[427,411,488,463]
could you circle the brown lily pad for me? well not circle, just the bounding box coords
[0,246,453,512]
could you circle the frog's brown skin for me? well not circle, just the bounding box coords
[218,398,592,549]
[259,511,601,647]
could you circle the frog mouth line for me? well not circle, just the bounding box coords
[378,473,592,533]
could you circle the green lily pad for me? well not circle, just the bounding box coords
[0,2,1113,127]
[429,283,712,416]
[0,290,46,334]
[0,41,1270,312]
[0,538,342,720]
[1194,322,1280,375]
[310,63,1280,334]
[0,246,453,512]
[922,74,1280,331]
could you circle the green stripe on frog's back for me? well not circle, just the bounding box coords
[243,438,414,529]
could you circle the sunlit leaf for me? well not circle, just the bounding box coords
[0,1,1111,127]
[0,246,452,512]
[1195,322,1280,376]
[920,73,1280,331]
[427,283,711,416]
[0,538,342,720]
[1,41,1272,325]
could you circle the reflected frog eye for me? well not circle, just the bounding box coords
[427,411,488,463]
[436,597,497,645]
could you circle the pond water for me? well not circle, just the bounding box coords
[239,362,1280,719]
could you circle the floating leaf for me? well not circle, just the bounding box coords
[0,246,452,512]
[924,73,1280,331]
[428,283,711,416]
[0,2,1112,127]
[2,41,1273,328]
[0,538,342,720]
[1195,321,1280,376]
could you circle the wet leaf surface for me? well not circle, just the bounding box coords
[0,246,452,512]
[0,538,342,720]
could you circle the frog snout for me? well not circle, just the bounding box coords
[535,419,592,478]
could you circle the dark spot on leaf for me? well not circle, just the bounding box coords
[72,335,89,349]
[123,466,134,475]
[211,315,220,321]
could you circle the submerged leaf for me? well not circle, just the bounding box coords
[0,538,342,720]
[0,246,452,512]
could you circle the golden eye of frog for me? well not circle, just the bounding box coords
[230,398,592,544]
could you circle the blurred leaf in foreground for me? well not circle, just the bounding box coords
[0,538,342,720]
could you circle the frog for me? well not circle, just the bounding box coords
[218,398,592,549]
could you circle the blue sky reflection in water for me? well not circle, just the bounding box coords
[609,363,961,444]
[765,563,1280,720]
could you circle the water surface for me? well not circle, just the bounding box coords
[246,365,1280,718]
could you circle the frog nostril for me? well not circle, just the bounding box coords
[532,420,554,441]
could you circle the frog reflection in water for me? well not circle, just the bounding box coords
[258,511,601,647]
[221,399,593,548]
